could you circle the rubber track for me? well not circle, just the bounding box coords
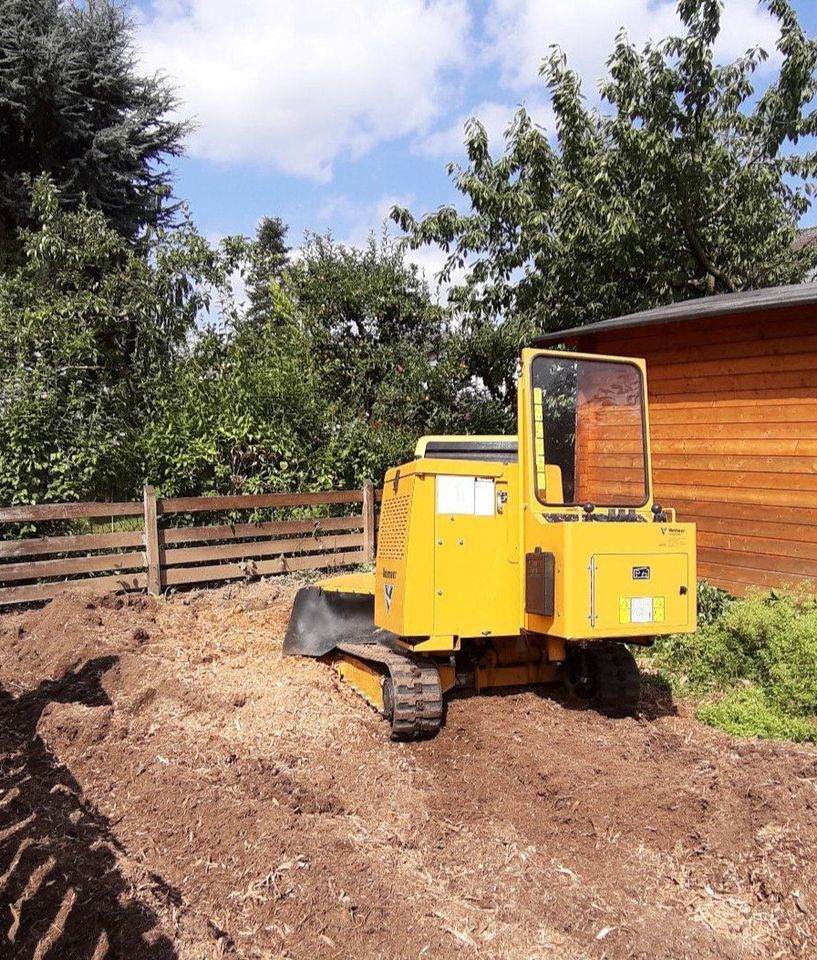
[337,642,444,741]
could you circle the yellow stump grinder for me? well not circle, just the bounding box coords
[284,348,697,739]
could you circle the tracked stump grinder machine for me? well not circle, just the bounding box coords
[285,349,696,739]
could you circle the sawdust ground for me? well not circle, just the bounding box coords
[0,579,815,959]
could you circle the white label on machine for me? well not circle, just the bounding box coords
[630,597,654,623]
[437,475,475,514]
[474,478,495,516]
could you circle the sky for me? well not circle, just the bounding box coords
[132,0,817,290]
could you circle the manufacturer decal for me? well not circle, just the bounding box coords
[632,566,651,581]
[384,583,394,613]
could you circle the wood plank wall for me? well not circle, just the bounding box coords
[582,304,817,595]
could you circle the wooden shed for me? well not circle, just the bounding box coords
[534,284,817,596]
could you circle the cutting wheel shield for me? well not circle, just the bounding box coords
[283,586,384,657]
[337,642,444,741]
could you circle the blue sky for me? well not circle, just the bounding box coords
[133,0,817,288]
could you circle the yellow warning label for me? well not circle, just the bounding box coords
[533,387,543,404]
[653,597,665,623]
[619,598,631,624]
[535,438,544,455]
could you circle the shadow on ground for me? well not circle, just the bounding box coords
[447,670,678,721]
[637,673,679,720]
[0,656,179,959]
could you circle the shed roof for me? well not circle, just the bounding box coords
[532,282,817,345]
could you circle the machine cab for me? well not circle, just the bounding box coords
[518,349,696,639]
[521,349,651,511]
[371,348,696,645]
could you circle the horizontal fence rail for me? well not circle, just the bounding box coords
[0,482,378,606]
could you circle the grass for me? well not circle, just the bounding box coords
[639,581,817,745]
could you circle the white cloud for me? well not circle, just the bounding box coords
[484,0,781,94]
[316,193,413,238]
[416,96,555,158]
[137,0,471,182]
[404,243,468,303]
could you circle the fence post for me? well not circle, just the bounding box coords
[143,484,162,595]
[362,479,376,563]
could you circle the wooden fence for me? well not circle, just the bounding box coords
[0,483,377,606]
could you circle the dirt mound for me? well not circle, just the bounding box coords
[1,579,816,959]
[5,591,158,684]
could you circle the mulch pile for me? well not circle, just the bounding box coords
[0,580,815,959]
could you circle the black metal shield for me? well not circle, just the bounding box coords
[283,586,382,657]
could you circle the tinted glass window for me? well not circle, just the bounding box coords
[530,356,648,507]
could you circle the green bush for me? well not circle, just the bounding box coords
[696,579,733,626]
[697,685,817,744]
[644,585,817,742]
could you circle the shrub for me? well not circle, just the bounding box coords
[696,579,733,626]
[697,685,817,744]
[644,584,817,742]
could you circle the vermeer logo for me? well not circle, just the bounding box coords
[384,583,394,613]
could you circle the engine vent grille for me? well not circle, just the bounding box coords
[378,495,410,560]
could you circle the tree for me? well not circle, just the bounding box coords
[0,0,189,253]
[142,232,500,498]
[245,216,290,326]
[393,0,817,403]
[0,178,240,505]
[282,232,498,486]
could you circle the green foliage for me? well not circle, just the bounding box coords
[696,579,733,626]
[84,224,493,501]
[141,319,327,498]
[0,0,189,252]
[1,180,496,505]
[393,0,817,404]
[697,686,817,743]
[281,232,508,489]
[0,178,241,505]
[644,586,817,742]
